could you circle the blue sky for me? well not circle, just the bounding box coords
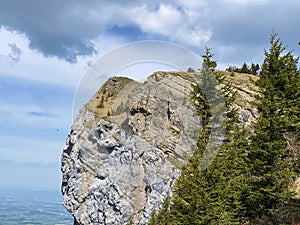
[0,0,300,191]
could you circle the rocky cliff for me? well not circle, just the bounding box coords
[61,71,259,225]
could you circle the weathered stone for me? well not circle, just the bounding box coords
[61,71,259,225]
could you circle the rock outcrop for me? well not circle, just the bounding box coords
[61,71,259,225]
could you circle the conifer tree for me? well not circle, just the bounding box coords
[250,63,260,75]
[149,48,250,225]
[240,63,250,74]
[246,32,300,223]
[149,34,300,225]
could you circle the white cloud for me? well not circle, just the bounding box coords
[129,3,212,47]
[133,4,182,36]
[0,28,28,55]
[0,2,213,60]
[176,0,208,8]
[0,27,82,87]
[175,26,212,46]
[221,0,268,4]
[0,26,129,89]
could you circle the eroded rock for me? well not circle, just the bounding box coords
[61,71,258,225]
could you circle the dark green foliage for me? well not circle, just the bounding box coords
[226,63,260,75]
[148,34,300,225]
[250,63,260,75]
[241,63,250,74]
[246,32,300,223]
[149,47,250,225]
[202,47,217,71]
[148,198,174,225]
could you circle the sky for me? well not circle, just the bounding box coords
[0,0,299,191]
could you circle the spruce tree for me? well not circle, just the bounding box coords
[246,32,300,223]
[241,63,250,74]
[250,63,260,75]
[149,35,300,225]
[149,48,250,225]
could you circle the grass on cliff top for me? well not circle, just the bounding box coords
[84,71,260,127]
[85,76,138,126]
[157,70,260,109]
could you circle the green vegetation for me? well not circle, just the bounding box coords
[149,33,300,224]
[245,32,300,224]
[149,47,250,225]
[85,76,135,124]
[226,62,260,75]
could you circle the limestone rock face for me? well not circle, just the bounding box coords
[61,71,258,225]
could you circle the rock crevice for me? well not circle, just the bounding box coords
[61,71,258,225]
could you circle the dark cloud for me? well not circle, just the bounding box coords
[206,0,300,66]
[0,0,112,62]
[0,0,156,62]
[215,1,300,43]
[1,0,299,65]
[8,43,21,61]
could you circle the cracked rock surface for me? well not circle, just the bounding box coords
[62,72,202,225]
[61,71,258,225]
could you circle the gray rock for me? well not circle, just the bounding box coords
[61,71,258,225]
[62,72,201,225]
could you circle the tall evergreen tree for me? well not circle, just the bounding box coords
[240,63,250,74]
[250,63,260,75]
[149,48,250,225]
[149,36,300,224]
[246,32,300,223]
